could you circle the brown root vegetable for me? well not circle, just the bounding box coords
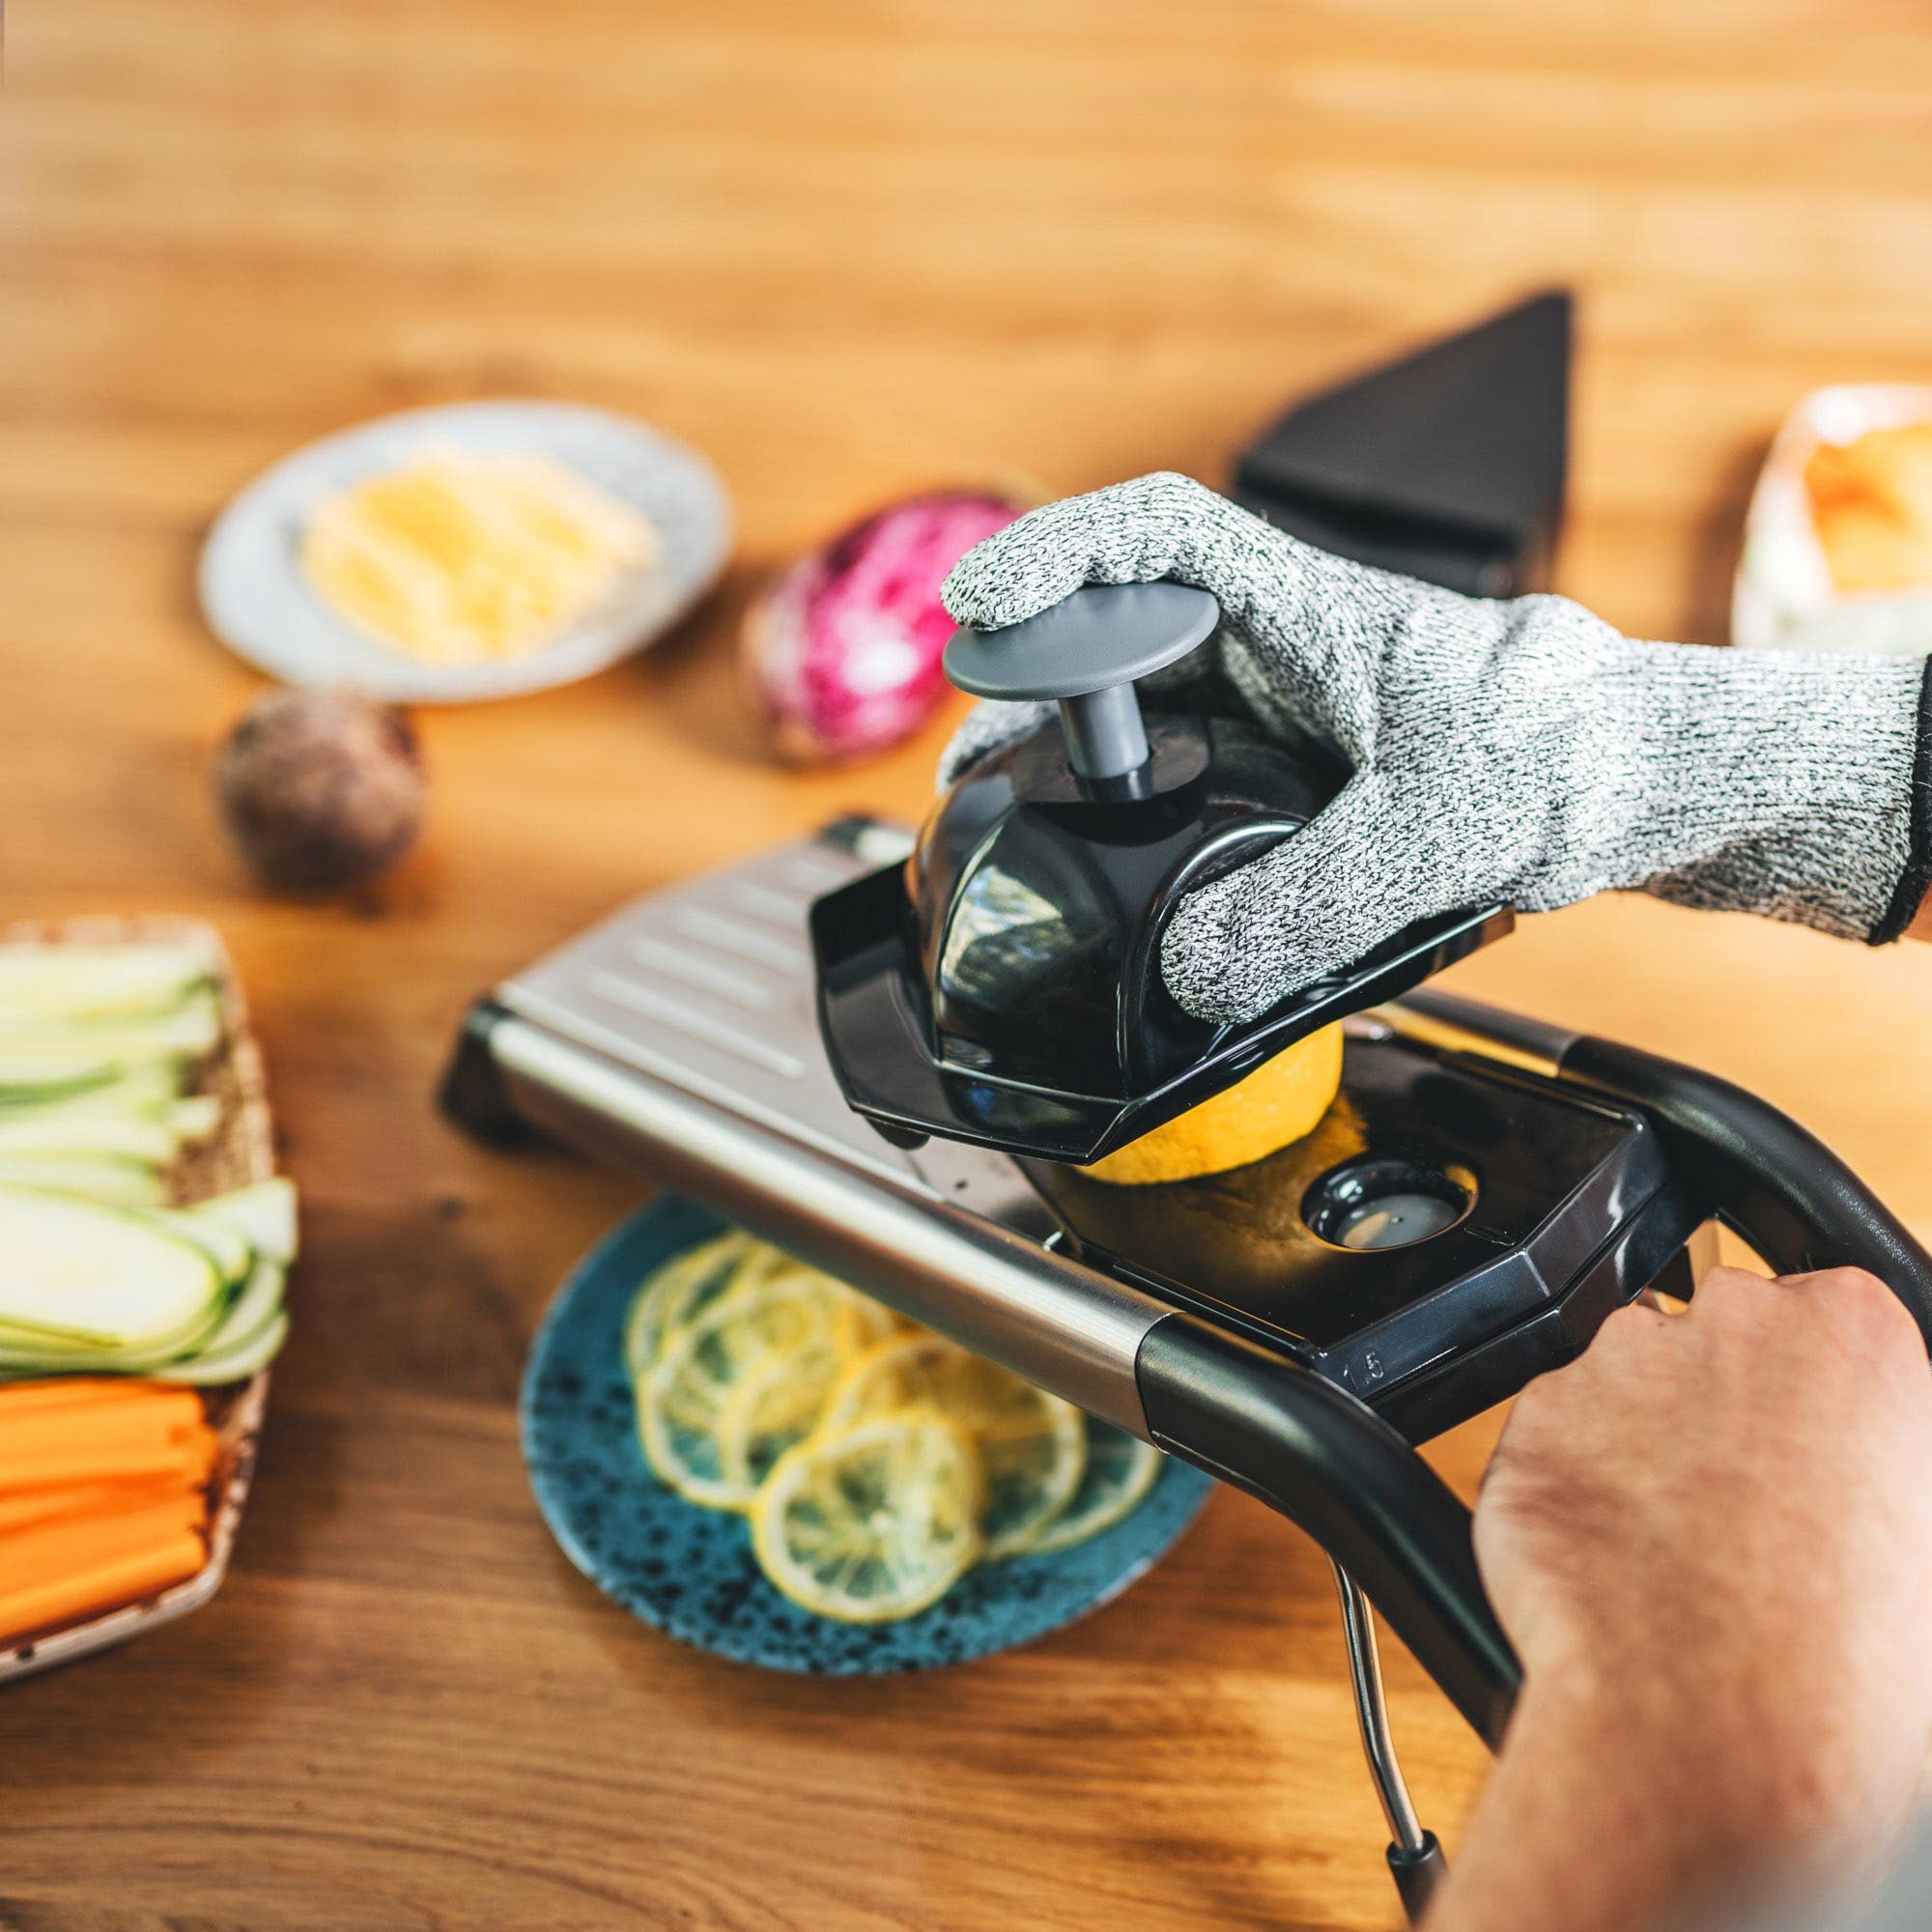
[213,689,424,892]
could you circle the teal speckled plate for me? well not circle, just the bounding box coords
[521,1197,1213,1675]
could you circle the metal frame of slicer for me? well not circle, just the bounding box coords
[444,812,1932,1921]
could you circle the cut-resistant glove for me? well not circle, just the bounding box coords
[940,472,1932,1028]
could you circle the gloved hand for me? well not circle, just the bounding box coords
[941,473,1932,1027]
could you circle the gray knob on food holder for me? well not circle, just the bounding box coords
[943,582,1222,781]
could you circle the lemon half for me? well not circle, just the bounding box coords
[1080,1023,1344,1186]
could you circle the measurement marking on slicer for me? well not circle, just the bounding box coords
[583,971,805,1078]
[671,907,808,970]
[624,940,775,1009]
[730,881,808,924]
[781,858,848,894]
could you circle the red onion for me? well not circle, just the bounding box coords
[743,489,1023,763]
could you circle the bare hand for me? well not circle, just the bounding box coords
[1434,1267,1932,1932]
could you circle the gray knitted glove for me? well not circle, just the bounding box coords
[941,473,1932,1027]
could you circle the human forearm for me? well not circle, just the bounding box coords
[1432,1669,1885,1932]
[1428,1269,1932,1932]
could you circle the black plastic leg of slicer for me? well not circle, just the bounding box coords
[1388,1834,1447,1922]
[1333,1560,1449,1924]
[438,998,534,1147]
[1134,1313,1520,1748]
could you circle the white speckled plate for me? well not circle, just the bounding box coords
[199,401,734,703]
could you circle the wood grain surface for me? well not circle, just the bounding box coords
[5,3,1932,1926]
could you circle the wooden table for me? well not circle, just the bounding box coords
[5,3,1932,1925]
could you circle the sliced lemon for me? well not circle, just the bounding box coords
[637,1275,842,1507]
[1022,1420,1163,1555]
[1080,1024,1344,1186]
[623,1230,755,1375]
[751,1414,985,1623]
[716,1334,849,1492]
[744,1255,899,1360]
[828,1287,900,1356]
[977,1396,1089,1557]
[823,1334,1088,1557]
[818,1332,1057,1432]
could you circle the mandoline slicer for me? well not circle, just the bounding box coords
[445,583,1932,1922]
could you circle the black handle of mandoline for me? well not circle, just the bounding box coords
[1556,1036,1932,1350]
[1210,988,1932,1747]
[1136,1316,1520,1747]
[1396,990,1932,1351]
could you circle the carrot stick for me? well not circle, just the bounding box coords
[2,1410,205,1451]
[0,1477,198,1535]
[0,1414,206,1453]
[0,1379,194,1417]
[0,1391,202,1437]
[0,1426,213,1485]
[0,1427,217,1493]
[0,1492,207,1579]
[0,1531,207,1644]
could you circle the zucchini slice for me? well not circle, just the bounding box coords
[0,1066,182,1121]
[183,1260,285,1361]
[157,1308,288,1385]
[0,1086,171,1129]
[181,1178,298,1267]
[0,1294,227,1370]
[156,1206,254,1284]
[0,1112,181,1163]
[0,1186,223,1347]
[0,993,222,1064]
[0,941,215,1020]
[14,1266,277,1375]
[0,1154,167,1210]
[0,1054,124,1102]
[168,1095,222,1143]
[0,1261,283,1376]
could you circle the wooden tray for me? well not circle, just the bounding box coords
[0,915,278,1684]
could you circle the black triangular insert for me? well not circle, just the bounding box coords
[1233,289,1571,597]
